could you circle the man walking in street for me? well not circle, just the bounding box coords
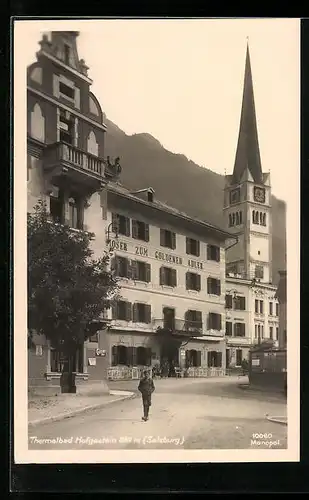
[138,370,155,421]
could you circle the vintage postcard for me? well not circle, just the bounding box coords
[14,18,300,464]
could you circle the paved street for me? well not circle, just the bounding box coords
[28,377,287,450]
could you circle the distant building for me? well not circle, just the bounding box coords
[223,43,280,367]
[275,270,287,349]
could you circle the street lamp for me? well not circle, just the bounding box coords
[105,222,119,245]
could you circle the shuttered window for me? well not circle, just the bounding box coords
[208,313,222,331]
[234,296,246,310]
[225,294,233,309]
[112,301,132,321]
[186,237,200,257]
[234,322,246,337]
[207,245,220,262]
[131,260,151,282]
[185,310,203,330]
[160,229,176,249]
[226,321,232,336]
[186,272,201,291]
[112,213,130,236]
[159,267,177,287]
[132,219,149,242]
[111,256,130,278]
[207,277,221,295]
[132,303,152,323]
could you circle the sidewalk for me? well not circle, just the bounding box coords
[28,389,135,427]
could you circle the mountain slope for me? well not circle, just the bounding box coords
[104,118,286,284]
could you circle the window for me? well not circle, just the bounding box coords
[236,212,239,225]
[226,321,232,336]
[51,345,83,373]
[160,229,176,249]
[133,303,151,323]
[50,187,64,224]
[59,81,75,100]
[132,219,149,242]
[112,256,130,278]
[207,245,220,262]
[234,296,246,310]
[112,300,132,321]
[136,346,152,366]
[186,237,200,257]
[163,307,175,330]
[276,303,279,316]
[259,212,263,225]
[112,213,130,237]
[50,349,67,373]
[260,300,264,314]
[59,109,75,144]
[186,272,201,291]
[207,277,221,295]
[208,313,222,331]
[255,324,258,338]
[269,302,273,316]
[68,196,83,230]
[111,345,128,366]
[232,213,235,225]
[239,211,243,224]
[252,210,259,224]
[269,326,273,340]
[236,350,243,367]
[261,325,264,338]
[255,265,264,279]
[234,323,246,337]
[185,349,202,368]
[225,294,233,309]
[262,213,266,226]
[276,327,279,340]
[185,310,202,330]
[229,214,233,227]
[131,260,151,282]
[207,351,222,368]
[160,267,177,287]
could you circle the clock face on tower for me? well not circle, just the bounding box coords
[254,186,266,204]
[230,188,240,205]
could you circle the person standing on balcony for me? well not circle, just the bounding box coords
[138,370,155,421]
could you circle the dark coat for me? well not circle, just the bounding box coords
[138,377,155,397]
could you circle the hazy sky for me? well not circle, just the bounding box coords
[17,19,299,202]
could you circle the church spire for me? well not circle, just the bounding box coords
[232,42,263,184]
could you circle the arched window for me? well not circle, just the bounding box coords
[262,213,266,226]
[260,212,263,225]
[239,211,243,224]
[236,212,240,225]
[30,103,45,142]
[232,213,235,226]
[252,210,256,224]
[229,214,233,227]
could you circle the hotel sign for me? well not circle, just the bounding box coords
[109,239,208,271]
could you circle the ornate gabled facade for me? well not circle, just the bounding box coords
[224,44,279,368]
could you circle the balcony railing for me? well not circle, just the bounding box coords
[153,318,203,336]
[44,142,105,178]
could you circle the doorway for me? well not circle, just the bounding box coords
[163,307,175,331]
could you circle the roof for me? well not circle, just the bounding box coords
[107,181,234,240]
[232,43,263,185]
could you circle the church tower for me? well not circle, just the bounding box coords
[224,43,272,284]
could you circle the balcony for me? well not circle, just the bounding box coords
[43,142,106,194]
[153,318,203,337]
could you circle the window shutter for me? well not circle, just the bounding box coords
[186,237,190,254]
[111,345,117,366]
[196,311,202,329]
[125,217,131,236]
[144,223,150,242]
[240,297,246,310]
[130,260,138,280]
[207,351,211,366]
[172,269,177,288]
[172,232,176,249]
[234,323,237,336]
[112,213,119,233]
[197,351,202,367]
[126,302,132,322]
[132,220,138,239]
[207,245,211,260]
[145,304,151,324]
[145,263,151,283]
[207,277,211,294]
[196,241,200,257]
[241,323,245,336]
[160,229,165,246]
[218,314,222,331]
[216,280,221,296]
[159,267,165,286]
[112,257,120,276]
[226,295,232,308]
[74,87,80,110]
[197,274,201,292]
[132,303,138,323]
[186,272,190,290]
[216,247,220,262]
